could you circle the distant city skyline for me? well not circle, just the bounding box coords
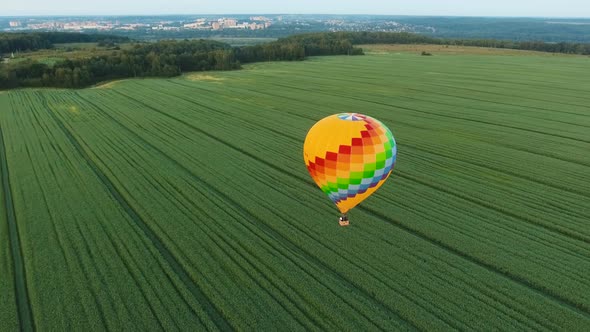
[2,0,590,18]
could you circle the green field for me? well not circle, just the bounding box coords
[208,37,277,46]
[5,42,133,68]
[1,50,590,330]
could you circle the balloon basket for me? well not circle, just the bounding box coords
[339,215,350,227]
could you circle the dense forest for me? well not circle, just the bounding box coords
[1,31,590,89]
[396,16,590,43]
[0,33,359,89]
[334,31,590,55]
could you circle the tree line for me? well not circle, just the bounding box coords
[1,40,237,88]
[2,31,590,89]
[0,32,130,54]
[0,33,361,89]
[323,31,590,55]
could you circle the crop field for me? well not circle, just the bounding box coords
[1,50,590,330]
[359,44,590,57]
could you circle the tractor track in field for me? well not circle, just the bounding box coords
[39,96,233,331]
[185,77,590,170]
[102,90,421,330]
[421,81,590,111]
[397,164,590,248]
[110,89,311,188]
[249,69,590,119]
[0,126,35,332]
[301,68,590,107]
[402,145,590,242]
[111,89,590,318]
[376,173,590,317]
[139,80,305,143]
[118,85,590,317]
[263,81,590,146]
[156,80,323,135]
[305,69,590,114]
[109,86,590,325]
[72,93,327,330]
[391,93,590,130]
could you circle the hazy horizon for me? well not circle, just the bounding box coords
[3,14,590,19]
[2,0,590,18]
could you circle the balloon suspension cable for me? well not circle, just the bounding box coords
[339,213,350,226]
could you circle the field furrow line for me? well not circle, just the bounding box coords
[179,180,422,330]
[40,99,232,331]
[462,138,590,174]
[386,184,590,287]
[166,192,324,330]
[75,128,285,327]
[111,89,316,185]
[390,164,589,278]
[33,93,172,328]
[80,94,416,330]
[299,68,590,105]
[0,126,35,332]
[83,90,434,329]
[111,105,490,328]
[249,76,590,140]
[338,70,590,114]
[423,81,590,110]
[8,93,103,328]
[219,163,491,328]
[223,80,590,184]
[116,79,590,317]
[49,113,214,330]
[109,83,590,316]
[151,80,305,143]
[395,94,590,129]
[408,151,589,217]
[380,173,590,316]
[399,85,590,121]
[371,238,552,330]
[72,91,329,329]
[402,146,590,243]
[246,67,588,116]
[263,81,590,145]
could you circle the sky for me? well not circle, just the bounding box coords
[2,0,590,18]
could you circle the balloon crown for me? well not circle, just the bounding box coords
[337,113,366,121]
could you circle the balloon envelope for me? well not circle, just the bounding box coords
[303,113,397,214]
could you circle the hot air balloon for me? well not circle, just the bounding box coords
[303,113,397,226]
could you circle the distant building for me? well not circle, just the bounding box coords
[211,22,221,30]
[250,16,271,22]
[9,21,21,27]
[183,21,205,29]
[248,23,265,30]
[225,19,237,27]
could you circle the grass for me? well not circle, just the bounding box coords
[360,44,589,57]
[0,96,19,331]
[208,37,277,46]
[0,49,589,330]
[7,43,133,67]
[53,42,100,49]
